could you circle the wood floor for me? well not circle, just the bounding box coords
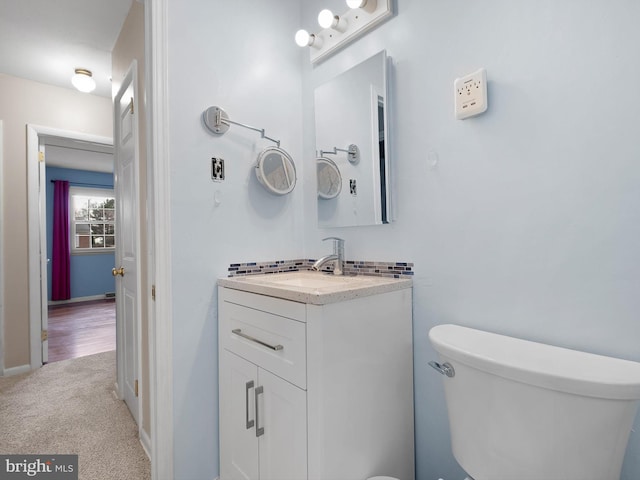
[47,299,116,363]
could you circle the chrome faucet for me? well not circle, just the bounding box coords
[312,237,344,275]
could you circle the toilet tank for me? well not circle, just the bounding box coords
[429,324,640,480]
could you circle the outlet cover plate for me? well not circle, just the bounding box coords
[454,68,488,120]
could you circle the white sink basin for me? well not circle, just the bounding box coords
[218,271,412,305]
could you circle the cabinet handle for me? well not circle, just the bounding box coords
[232,328,284,351]
[255,385,264,437]
[245,380,255,429]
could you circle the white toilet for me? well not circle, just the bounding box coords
[429,324,640,480]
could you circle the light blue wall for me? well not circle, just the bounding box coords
[166,1,640,479]
[301,1,640,479]
[46,166,115,301]
[167,1,304,478]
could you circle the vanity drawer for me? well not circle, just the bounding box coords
[219,290,307,389]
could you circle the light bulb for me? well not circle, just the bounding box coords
[318,9,336,29]
[71,69,96,93]
[346,0,376,11]
[294,29,322,48]
[295,29,311,47]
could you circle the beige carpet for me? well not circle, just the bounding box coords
[0,351,150,480]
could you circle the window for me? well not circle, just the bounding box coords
[70,187,115,254]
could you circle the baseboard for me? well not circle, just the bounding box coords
[2,364,31,377]
[48,294,113,306]
[140,428,151,460]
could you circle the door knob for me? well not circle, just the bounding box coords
[112,267,125,277]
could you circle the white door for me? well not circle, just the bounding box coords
[220,350,260,480]
[114,61,141,425]
[258,368,307,480]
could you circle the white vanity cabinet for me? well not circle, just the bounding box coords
[218,277,414,480]
[219,289,308,480]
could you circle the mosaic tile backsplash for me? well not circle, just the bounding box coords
[228,258,414,279]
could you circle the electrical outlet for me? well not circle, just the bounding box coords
[454,68,488,120]
[211,158,225,181]
[350,179,357,196]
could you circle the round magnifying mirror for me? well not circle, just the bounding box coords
[317,157,342,199]
[255,146,297,195]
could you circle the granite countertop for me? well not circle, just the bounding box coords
[218,271,412,305]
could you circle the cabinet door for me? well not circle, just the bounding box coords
[220,350,259,480]
[257,369,307,480]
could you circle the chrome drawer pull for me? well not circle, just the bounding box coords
[245,380,255,429]
[232,328,284,351]
[255,386,264,437]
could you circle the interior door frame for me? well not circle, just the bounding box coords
[26,124,113,369]
[146,0,174,477]
[0,119,4,375]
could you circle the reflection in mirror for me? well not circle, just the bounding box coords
[317,157,342,199]
[255,146,297,195]
[315,50,390,227]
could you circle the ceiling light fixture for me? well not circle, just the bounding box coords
[71,68,96,93]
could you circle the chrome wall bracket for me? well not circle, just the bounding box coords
[202,106,280,147]
[429,360,455,378]
[319,144,360,164]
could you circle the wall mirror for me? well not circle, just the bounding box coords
[315,50,391,228]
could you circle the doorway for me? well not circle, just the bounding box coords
[27,125,143,415]
[27,127,113,368]
[44,139,117,364]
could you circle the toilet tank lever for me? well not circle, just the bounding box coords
[429,360,455,378]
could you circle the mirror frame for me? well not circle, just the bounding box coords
[317,156,342,200]
[255,146,297,195]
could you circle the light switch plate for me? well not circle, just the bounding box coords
[211,158,225,182]
[454,68,488,120]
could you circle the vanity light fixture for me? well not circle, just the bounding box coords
[295,29,322,48]
[295,0,392,63]
[71,68,96,93]
[317,9,347,32]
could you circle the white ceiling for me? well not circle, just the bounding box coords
[0,0,133,98]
